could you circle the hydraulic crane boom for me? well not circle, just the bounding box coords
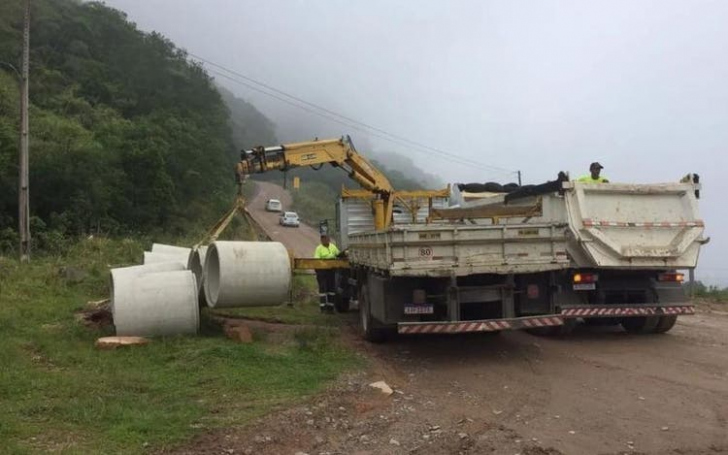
[236,136,397,229]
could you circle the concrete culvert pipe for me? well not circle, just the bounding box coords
[143,251,188,268]
[151,243,192,256]
[110,262,185,318]
[204,241,291,308]
[187,246,208,306]
[113,270,199,337]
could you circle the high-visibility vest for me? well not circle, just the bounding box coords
[314,243,340,259]
[577,175,609,183]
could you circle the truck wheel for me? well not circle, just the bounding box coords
[358,285,387,343]
[621,316,660,334]
[652,315,678,334]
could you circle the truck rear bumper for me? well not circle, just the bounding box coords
[397,305,694,335]
[398,315,563,334]
[560,305,694,318]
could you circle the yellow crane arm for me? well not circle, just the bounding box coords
[236,136,393,195]
[236,136,396,229]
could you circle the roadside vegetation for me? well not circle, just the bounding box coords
[687,281,728,303]
[0,238,358,454]
[0,1,436,453]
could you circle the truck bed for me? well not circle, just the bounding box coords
[346,222,570,276]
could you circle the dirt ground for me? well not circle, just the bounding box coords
[166,306,728,455]
[176,183,728,455]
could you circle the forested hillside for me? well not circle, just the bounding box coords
[0,0,242,250]
[0,0,443,252]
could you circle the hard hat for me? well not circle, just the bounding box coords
[590,162,604,170]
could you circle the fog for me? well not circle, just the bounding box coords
[103,0,728,284]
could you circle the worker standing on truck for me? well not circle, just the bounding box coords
[314,234,340,313]
[578,162,609,183]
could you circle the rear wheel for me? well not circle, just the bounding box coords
[358,285,388,343]
[652,315,678,334]
[621,316,660,334]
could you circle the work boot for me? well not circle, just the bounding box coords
[319,293,327,313]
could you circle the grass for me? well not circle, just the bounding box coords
[0,238,358,454]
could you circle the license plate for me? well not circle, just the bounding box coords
[404,304,434,315]
[573,283,596,291]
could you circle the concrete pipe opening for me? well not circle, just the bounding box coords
[151,243,192,256]
[187,246,208,293]
[204,241,291,308]
[143,251,188,268]
[110,262,185,318]
[113,270,199,337]
[187,246,208,306]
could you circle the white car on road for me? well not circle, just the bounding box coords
[279,211,300,228]
[265,199,282,212]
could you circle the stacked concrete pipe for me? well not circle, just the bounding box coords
[204,241,291,308]
[151,243,192,256]
[142,243,191,268]
[110,262,185,319]
[112,269,199,337]
[143,251,188,268]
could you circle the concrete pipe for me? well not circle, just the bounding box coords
[204,241,291,308]
[143,251,188,268]
[151,243,192,256]
[187,246,208,305]
[113,270,199,337]
[110,262,185,318]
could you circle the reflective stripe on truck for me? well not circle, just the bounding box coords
[582,219,704,228]
[398,315,563,334]
[560,305,695,318]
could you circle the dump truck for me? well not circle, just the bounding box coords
[236,136,707,341]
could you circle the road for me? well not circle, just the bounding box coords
[188,182,728,455]
[246,181,320,258]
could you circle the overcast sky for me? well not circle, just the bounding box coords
[104,0,728,284]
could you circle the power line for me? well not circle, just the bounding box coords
[207,68,505,173]
[189,52,517,175]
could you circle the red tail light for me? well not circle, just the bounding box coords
[658,272,684,282]
[573,273,598,284]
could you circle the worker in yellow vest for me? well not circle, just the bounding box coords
[578,162,609,183]
[314,234,340,313]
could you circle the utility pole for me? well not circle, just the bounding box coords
[19,0,30,262]
[517,170,522,186]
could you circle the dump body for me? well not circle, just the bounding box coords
[341,179,705,276]
[346,223,570,277]
[562,181,704,269]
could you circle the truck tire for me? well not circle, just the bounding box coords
[358,285,387,343]
[621,316,660,334]
[652,315,678,334]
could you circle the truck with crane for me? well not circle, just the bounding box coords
[237,136,707,341]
